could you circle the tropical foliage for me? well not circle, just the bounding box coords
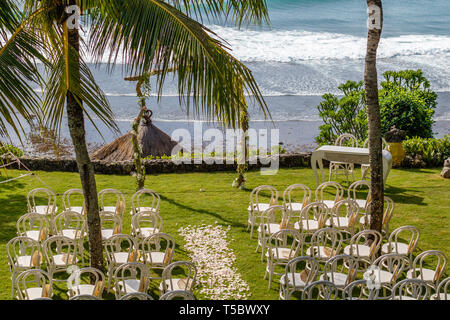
[403,135,450,167]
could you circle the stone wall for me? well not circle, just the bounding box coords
[2,152,313,175]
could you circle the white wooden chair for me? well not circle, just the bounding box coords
[279,256,320,300]
[347,180,371,215]
[62,189,85,215]
[140,233,175,275]
[302,280,339,300]
[130,188,160,215]
[431,277,450,300]
[293,201,329,237]
[248,185,278,238]
[256,205,287,261]
[343,229,383,268]
[98,188,126,216]
[131,211,163,240]
[342,279,380,300]
[160,290,196,300]
[6,236,42,298]
[406,250,447,291]
[112,262,150,299]
[327,199,360,238]
[306,228,344,263]
[100,211,122,241]
[390,278,430,300]
[67,267,105,299]
[329,133,358,183]
[381,225,420,266]
[315,181,344,210]
[159,261,197,295]
[119,292,154,300]
[27,188,58,232]
[361,137,388,180]
[42,235,79,280]
[264,229,303,289]
[104,234,139,291]
[14,269,53,300]
[370,253,409,299]
[54,211,86,263]
[359,196,395,237]
[319,254,359,290]
[282,184,311,221]
[16,212,50,243]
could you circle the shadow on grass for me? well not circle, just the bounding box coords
[385,185,426,206]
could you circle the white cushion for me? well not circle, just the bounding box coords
[294,220,320,231]
[159,278,193,292]
[23,287,46,300]
[61,229,83,240]
[144,252,166,265]
[117,279,141,294]
[266,247,296,260]
[306,246,337,259]
[280,273,307,287]
[406,268,437,282]
[52,253,77,266]
[319,272,348,287]
[70,284,95,296]
[382,242,409,255]
[247,203,271,212]
[431,293,448,300]
[327,217,350,228]
[101,229,114,240]
[24,231,40,242]
[112,252,130,264]
[32,205,57,215]
[343,244,372,258]
[16,255,33,268]
[257,223,280,235]
[285,203,303,212]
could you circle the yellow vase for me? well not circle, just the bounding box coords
[387,142,406,166]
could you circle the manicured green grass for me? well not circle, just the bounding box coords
[0,167,448,300]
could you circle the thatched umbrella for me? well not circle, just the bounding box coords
[90,110,181,162]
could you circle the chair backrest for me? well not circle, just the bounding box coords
[299,201,329,231]
[100,211,123,236]
[62,189,85,213]
[330,199,360,229]
[69,267,105,298]
[347,180,371,202]
[410,250,447,283]
[15,269,53,300]
[140,233,175,267]
[284,256,319,288]
[131,211,163,237]
[335,133,358,147]
[7,236,42,269]
[315,181,344,204]
[267,229,304,260]
[119,292,154,300]
[259,205,287,240]
[363,137,388,150]
[112,262,149,297]
[342,279,380,300]
[347,229,383,259]
[372,253,409,284]
[160,290,196,300]
[381,196,394,234]
[391,279,430,300]
[54,211,86,238]
[302,280,338,300]
[249,185,279,212]
[131,189,160,215]
[104,234,139,265]
[161,261,197,292]
[27,188,57,215]
[386,225,420,256]
[16,212,50,242]
[323,254,359,287]
[98,189,126,215]
[310,228,344,260]
[283,184,311,214]
[69,294,101,300]
[436,277,450,300]
[42,235,78,268]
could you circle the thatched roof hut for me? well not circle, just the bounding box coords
[91,111,182,162]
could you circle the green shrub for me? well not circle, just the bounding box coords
[0,144,23,157]
[402,135,450,167]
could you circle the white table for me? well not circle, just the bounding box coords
[311,145,393,186]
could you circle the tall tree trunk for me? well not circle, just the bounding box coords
[235,106,249,189]
[64,6,104,271]
[132,96,146,191]
[365,0,384,233]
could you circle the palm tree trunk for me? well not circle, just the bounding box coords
[132,98,146,191]
[65,9,104,271]
[365,0,384,233]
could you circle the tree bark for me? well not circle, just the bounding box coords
[365,0,384,234]
[132,97,147,191]
[65,4,104,272]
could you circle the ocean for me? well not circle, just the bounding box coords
[22,0,450,152]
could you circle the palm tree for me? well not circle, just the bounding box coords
[364,0,384,234]
[2,0,270,271]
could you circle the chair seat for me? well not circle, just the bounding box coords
[70,284,96,296]
[24,231,41,242]
[294,220,320,231]
[266,247,296,261]
[135,227,160,238]
[61,229,83,240]
[354,200,367,210]
[32,205,57,215]
[68,206,84,214]
[343,244,372,258]
[285,203,303,212]
[116,279,141,294]
[22,287,47,300]
[306,246,337,259]
[111,252,132,264]
[159,278,193,292]
[257,223,281,235]
[16,255,33,268]
[327,217,350,228]
[280,272,309,287]
[377,270,396,284]
[52,253,77,266]
[131,207,158,215]
[143,252,166,265]
[406,268,437,282]
[321,200,336,209]
[101,229,115,240]
[319,272,348,287]
[381,242,409,255]
[431,293,448,300]
[248,203,271,212]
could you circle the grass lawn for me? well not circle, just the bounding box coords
[0,167,449,300]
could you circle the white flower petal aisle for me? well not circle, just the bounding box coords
[178,224,251,300]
